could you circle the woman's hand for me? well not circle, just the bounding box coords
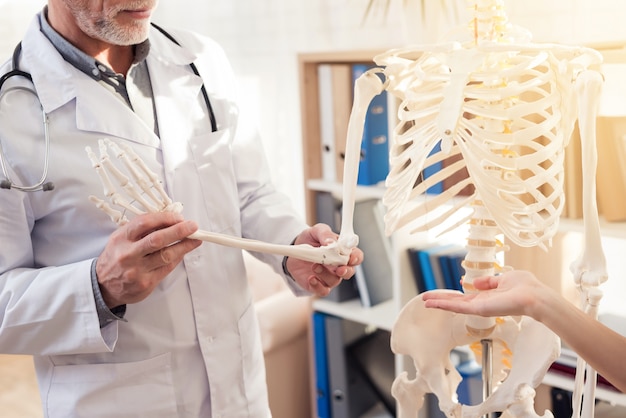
[422,270,548,319]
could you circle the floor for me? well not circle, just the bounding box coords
[1,353,625,418]
[0,355,43,418]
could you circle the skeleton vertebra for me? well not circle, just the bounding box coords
[336,0,607,417]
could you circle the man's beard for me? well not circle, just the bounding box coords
[91,17,149,46]
[70,1,154,46]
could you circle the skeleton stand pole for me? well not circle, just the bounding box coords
[481,339,496,418]
[464,202,500,417]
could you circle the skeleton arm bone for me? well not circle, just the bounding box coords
[188,230,348,265]
[570,70,607,287]
[566,69,607,414]
[337,68,386,252]
[86,140,350,266]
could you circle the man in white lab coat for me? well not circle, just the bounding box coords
[0,1,361,416]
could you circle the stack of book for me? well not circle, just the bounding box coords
[407,243,467,293]
[313,313,395,418]
[317,62,390,186]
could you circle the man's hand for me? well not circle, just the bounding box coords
[285,223,363,297]
[95,212,202,308]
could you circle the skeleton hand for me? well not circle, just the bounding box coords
[285,223,363,297]
[86,139,351,266]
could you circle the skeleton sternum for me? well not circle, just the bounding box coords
[436,49,486,150]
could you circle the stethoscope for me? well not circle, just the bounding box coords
[0,43,53,192]
[0,23,217,193]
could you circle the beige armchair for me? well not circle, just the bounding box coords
[245,252,313,418]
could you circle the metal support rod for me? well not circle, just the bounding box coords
[481,338,496,418]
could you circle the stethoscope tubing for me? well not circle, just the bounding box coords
[0,56,54,192]
[0,25,216,193]
[0,84,52,192]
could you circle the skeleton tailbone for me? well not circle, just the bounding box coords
[86,138,350,266]
[337,0,607,417]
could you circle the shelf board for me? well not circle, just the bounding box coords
[307,178,386,201]
[308,179,626,238]
[313,298,397,331]
[559,216,626,239]
[298,50,386,65]
[543,371,626,407]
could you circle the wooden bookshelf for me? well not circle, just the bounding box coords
[298,50,386,225]
[297,48,626,418]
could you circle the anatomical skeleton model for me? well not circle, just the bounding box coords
[88,1,607,417]
[337,1,606,417]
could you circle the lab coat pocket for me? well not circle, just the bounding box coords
[46,353,178,417]
[186,129,240,233]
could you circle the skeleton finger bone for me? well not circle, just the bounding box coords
[87,139,350,266]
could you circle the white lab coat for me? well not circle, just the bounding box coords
[0,14,308,418]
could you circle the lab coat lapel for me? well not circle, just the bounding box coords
[147,30,205,192]
[74,80,161,148]
[22,16,160,148]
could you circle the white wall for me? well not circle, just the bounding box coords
[154,0,626,216]
[2,0,626,216]
[152,0,417,217]
[0,0,46,55]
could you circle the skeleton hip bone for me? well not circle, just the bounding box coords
[391,292,559,418]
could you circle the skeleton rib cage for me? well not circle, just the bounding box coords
[380,44,586,249]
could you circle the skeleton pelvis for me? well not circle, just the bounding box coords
[391,290,560,418]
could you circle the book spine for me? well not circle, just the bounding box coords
[352,64,390,186]
[407,248,426,294]
[331,64,353,183]
[423,140,444,194]
[317,64,337,182]
[312,312,331,418]
[354,264,371,307]
[352,199,393,306]
[417,250,438,291]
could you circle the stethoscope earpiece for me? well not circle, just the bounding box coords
[0,179,55,192]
